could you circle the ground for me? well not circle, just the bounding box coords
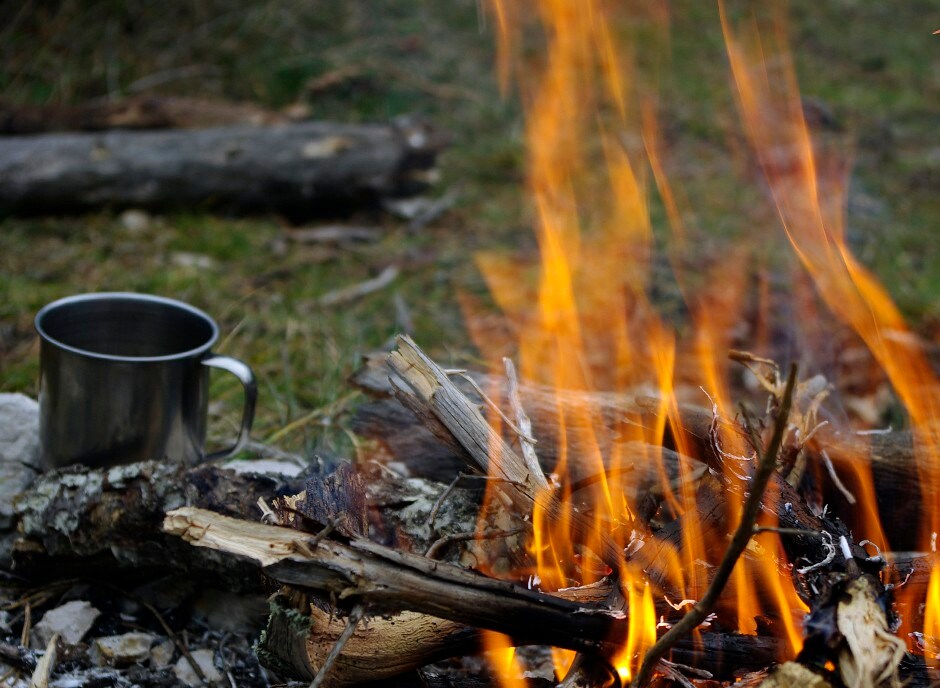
[1,0,938,456]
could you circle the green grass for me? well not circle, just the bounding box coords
[1,0,938,452]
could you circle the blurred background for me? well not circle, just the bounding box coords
[0,0,937,458]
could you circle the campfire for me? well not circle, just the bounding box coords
[5,2,940,688]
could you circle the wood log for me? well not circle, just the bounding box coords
[351,350,923,547]
[166,507,787,684]
[12,460,304,590]
[0,120,442,217]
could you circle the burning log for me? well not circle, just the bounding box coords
[0,119,442,216]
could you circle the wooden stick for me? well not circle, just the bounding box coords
[631,364,798,688]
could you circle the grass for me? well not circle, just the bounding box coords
[1,0,938,453]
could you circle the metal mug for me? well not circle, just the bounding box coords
[35,292,257,470]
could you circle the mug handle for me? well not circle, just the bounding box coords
[201,354,258,460]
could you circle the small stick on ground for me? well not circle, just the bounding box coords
[309,605,365,688]
[631,363,798,688]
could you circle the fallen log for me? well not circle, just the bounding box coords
[11,460,304,590]
[0,119,442,217]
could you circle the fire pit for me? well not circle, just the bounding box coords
[2,1,939,687]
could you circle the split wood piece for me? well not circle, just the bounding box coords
[12,460,303,590]
[0,120,442,217]
[0,95,291,135]
[386,335,623,568]
[166,507,784,685]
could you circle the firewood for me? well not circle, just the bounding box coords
[164,507,787,684]
[351,350,922,547]
[12,460,303,590]
[0,120,442,217]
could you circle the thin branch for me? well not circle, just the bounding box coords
[425,528,525,560]
[503,357,548,491]
[427,473,525,527]
[308,604,365,688]
[632,363,798,688]
[820,449,857,505]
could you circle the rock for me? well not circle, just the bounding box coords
[149,639,175,668]
[31,600,100,648]
[92,632,155,666]
[0,394,41,469]
[194,589,268,634]
[174,649,222,687]
[0,394,40,531]
[119,209,151,234]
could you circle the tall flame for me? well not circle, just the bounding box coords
[720,2,940,657]
[472,0,939,681]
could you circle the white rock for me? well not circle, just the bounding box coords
[0,393,40,469]
[92,632,154,666]
[32,600,100,647]
[174,649,223,687]
[149,638,175,668]
[119,209,151,234]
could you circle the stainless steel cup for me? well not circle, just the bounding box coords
[35,292,257,470]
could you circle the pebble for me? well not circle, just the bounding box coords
[174,649,223,687]
[32,600,100,648]
[92,632,155,666]
[149,638,175,668]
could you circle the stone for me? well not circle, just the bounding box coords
[31,600,100,648]
[0,394,41,530]
[149,638,175,668]
[92,632,155,666]
[0,393,41,469]
[174,649,223,687]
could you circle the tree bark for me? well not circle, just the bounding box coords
[0,120,442,217]
[12,460,304,590]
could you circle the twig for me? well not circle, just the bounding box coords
[503,357,548,491]
[820,449,857,504]
[21,602,31,647]
[317,265,400,307]
[632,363,798,688]
[427,473,526,527]
[425,528,525,560]
[308,605,365,688]
[29,633,57,688]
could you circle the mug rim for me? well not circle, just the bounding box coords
[35,292,220,363]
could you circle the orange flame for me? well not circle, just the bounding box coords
[473,0,940,681]
[720,1,940,658]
